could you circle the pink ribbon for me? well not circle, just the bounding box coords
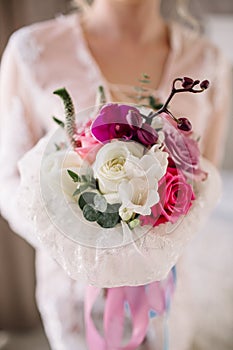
[85,270,175,350]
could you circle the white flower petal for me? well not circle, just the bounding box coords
[118,180,132,205]
[103,192,120,204]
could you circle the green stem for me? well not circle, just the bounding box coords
[97,85,107,105]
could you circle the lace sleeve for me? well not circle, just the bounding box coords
[0,31,43,248]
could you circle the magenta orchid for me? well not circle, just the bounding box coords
[91,103,158,146]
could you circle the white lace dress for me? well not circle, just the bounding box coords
[0,13,231,350]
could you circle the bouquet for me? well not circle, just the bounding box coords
[18,77,221,349]
[51,77,208,230]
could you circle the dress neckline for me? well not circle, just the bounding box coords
[72,14,181,102]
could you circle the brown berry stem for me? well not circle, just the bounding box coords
[164,108,179,123]
[148,77,209,122]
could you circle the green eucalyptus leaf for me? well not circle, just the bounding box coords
[78,192,96,210]
[81,175,89,182]
[73,184,90,197]
[73,188,81,197]
[97,211,120,228]
[79,184,90,192]
[83,204,99,222]
[107,203,121,214]
[67,170,81,183]
[93,194,107,213]
[89,183,97,189]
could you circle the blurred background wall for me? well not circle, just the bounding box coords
[0,0,232,338]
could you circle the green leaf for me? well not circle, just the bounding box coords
[148,96,163,110]
[97,211,120,228]
[82,175,92,183]
[79,184,89,192]
[73,188,81,196]
[67,170,81,183]
[97,85,107,105]
[78,192,96,210]
[93,194,107,212]
[55,143,61,151]
[52,116,65,128]
[107,203,121,213]
[72,184,89,197]
[89,183,97,189]
[83,204,99,222]
[96,203,121,228]
[91,177,99,190]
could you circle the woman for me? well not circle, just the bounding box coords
[0,0,231,349]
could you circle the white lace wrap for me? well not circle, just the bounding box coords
[17,130,221,288]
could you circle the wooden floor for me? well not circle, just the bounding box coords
[0,329,50,350]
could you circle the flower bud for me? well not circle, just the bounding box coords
[182,77,194,89]
[129,219,140,229]
[136,123,158,146]
[119,207,134,221]
[177,117,192,132]
[200,80,210,90]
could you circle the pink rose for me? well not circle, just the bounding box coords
[74,120,102,163]
[140,165,195,227]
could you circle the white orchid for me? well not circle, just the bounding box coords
[118,150,168,216]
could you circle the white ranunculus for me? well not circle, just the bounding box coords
[92,141,144,194]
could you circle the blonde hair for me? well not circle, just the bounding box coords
[175,0,200,31]
[73,0,199,30]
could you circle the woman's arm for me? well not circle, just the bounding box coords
[0,34,43,248]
